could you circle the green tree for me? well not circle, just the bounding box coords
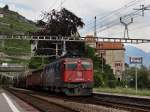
[38,8,84,36]
[126,65,150,89]
[3,5,9,11]
[85,45,116,88]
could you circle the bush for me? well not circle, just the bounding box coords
[107,80,117,88]
[126,66,150,89]
[28,57,42,69]
[116,80,126,87]
[94,71,104,87]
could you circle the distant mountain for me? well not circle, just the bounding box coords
[125,45,150,67]
[0,5,38,35]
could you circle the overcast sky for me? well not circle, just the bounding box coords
[0,0,150,53]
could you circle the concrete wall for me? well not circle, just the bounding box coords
[105,50,125,80]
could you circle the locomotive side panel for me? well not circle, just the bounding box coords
[42,60,64,90]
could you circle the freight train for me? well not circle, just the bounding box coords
[14,58,93,96]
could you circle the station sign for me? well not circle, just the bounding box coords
[129,57,143,64]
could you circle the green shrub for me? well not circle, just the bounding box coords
[94,71,104,87]
[28,57,42,69]
[107,80,117,88]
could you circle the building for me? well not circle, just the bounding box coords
[0,12,4,18]
[96,42,125,80]
[84,35,97,48]
[85,35,125,80]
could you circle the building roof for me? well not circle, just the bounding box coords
[96,42,125,50]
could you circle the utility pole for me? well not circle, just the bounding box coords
[62,40,67,56]
[135,64,138,94]
[101,53,104,73]
[60,0,63,9]
[120,17,133,38]
[94,16,97,37]
[52,42,60,59]
[134,5,150,17]
[55,43,58,59]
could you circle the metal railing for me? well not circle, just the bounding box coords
[0,35,150,43]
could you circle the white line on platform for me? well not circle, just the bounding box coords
[2,93,20,112]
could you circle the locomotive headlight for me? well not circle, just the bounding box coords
[78,60,81,63]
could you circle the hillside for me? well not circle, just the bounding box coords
[0,5,39,65]
[0,6,38,35]
[125,45,150,67]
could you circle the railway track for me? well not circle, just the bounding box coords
[93,93,150,112]
[5,87,150,112]
[5,87,78,112]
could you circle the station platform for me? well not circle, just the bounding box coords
[0,87,39,112]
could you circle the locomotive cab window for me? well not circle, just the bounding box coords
[65,63,77,69]
[82,62,92,69]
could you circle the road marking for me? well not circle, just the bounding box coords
[2,93,20,112]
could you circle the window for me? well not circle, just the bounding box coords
[65,63,77,69]
[82,62,92,69]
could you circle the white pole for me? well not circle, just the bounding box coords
[62,40,66,56]
[56,43,58,58]
[135,64,138,94]
[102,54,104,73]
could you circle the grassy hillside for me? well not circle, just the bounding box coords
[0,39,31,65]
[0,39,30,55]
[0,6,38,65]
[0,6,38,34]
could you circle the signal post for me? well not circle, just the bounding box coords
[129,56,143,94]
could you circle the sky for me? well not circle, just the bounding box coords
[0,0,150,53]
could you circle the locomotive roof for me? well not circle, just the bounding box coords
[45,58,92,66]
[29,58,92,72]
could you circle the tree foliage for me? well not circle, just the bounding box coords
[85,45,116,88]
[31,8,85,57]
[3,5,9,11]
[126,65,150,89]
[37,8,84,36]
[36,20,46,27]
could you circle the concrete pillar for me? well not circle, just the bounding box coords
[31,40,38,56]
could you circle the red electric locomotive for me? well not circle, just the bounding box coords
[14,58,93,96]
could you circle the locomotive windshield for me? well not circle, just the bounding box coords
[65,63,77,69]
[65,61,92,70]
[82,62,92,69]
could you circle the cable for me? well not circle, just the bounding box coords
[56,0,67,10]
[85,0,145,27]
[49,0,59,10]
[83,3,148,35]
